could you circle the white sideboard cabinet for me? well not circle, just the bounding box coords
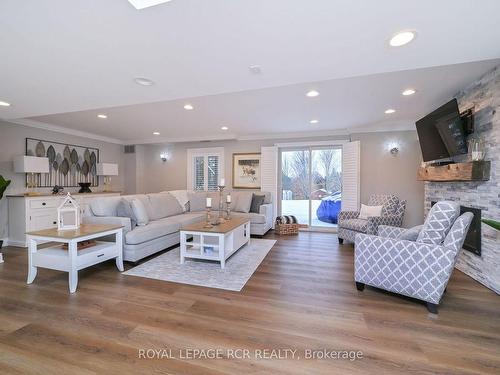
[7,192,120,247]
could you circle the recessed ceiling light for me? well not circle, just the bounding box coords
[153,131,160,135]
[306,90,320,97]
[184,104,194,110]
[310,119,319,124]
[402,88,416,96]
[385,109,396,114]
[221,126,229,130]
[389,31,416,47]
[97,114,108,119]
[134,77,155,86]
[127,0,173,10]
[0,100,11,107]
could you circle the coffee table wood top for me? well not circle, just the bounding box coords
[181,217,249,234]
[26,224,123,240]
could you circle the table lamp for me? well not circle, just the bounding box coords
[97,163,118,192]
[14,156,50,196]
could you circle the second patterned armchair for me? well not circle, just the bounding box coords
[338,194,406,244]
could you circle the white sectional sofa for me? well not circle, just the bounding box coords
[83,190,273,262]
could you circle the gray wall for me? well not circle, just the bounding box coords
[425,67,500,293]
[139,130,424,227]
[0,120,125,239]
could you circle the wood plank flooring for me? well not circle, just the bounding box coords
[0,232,499,374]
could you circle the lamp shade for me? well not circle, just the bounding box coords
[14,156,50,173]
[97,163,118,176]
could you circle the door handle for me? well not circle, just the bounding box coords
[97,254,104,258]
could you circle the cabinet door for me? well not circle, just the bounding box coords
[30,209,58,231]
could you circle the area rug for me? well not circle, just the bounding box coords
[123,238,276,291]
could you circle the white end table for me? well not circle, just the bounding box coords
[26,224,124,293]
[180,217,250,269]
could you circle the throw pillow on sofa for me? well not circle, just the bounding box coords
[358,204,383,220]
[250,194,265,213]
[131,199,150,226]
[116,199,138,228]
[148,192,183,220]
[234,191,253,213]
[188,192,207,212]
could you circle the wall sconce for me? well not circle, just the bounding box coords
[386,141,400,156]
[160,152,169,162]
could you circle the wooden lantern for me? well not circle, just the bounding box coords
[57,193,80,230]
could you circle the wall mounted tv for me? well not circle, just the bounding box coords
[416,99,468,162]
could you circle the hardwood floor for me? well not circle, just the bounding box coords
[0,232,499,374]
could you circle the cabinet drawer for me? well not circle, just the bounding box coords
[30,199,60,210]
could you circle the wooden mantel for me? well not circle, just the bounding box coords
[417,161,491,182]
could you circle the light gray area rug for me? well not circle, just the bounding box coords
[123,239,276,291]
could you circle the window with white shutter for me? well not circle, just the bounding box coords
[187,148,224,191]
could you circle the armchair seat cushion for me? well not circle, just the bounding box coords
[341,218,368,232]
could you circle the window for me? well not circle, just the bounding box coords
[187,147,224,191]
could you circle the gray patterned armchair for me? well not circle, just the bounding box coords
[338,194,406,244]
[354,201,473,314]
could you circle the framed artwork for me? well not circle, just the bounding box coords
[232,153,261,189]
[25,138,100,187]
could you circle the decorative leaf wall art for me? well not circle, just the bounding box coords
[26,138,100,187]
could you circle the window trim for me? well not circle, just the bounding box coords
[187,147,225,191]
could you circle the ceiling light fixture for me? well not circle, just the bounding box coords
[134,77,155,86]
[385,109,396,114]
[97,114,108,119]
[127,0,173,10]
[306,90,320,98]
[153,131,160,135]
[0,100,11,107]
[183,104,194,110]
[310,119,319,124]
[389,30,416,47]
[221,126,229,130]
[402,88,416,96]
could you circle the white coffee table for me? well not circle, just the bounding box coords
[180,217,250,269]
[26,224,124,293]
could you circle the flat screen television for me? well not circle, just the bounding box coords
[416,99,467,162]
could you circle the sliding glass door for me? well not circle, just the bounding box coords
[280,146,342,230]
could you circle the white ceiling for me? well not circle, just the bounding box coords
[1,0,500,143]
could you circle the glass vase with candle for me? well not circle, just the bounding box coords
[225,193,232,220]
[469,138,486,161]
[204,197,213,228]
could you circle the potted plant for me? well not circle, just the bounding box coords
[0,175,11,249]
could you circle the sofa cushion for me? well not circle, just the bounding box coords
[233,191,253,213]
[89,196,122,217]
[169,212,206,227]
[131,199,150,226]
[417,201,460,245]
[188,192,207,212]
[229,211,267,224]
[116,199,137,228]
[125,216,182,245]
[397,225,423,242]
[148,192,183,220]
[340,218,368,232]
[250,194,266,213]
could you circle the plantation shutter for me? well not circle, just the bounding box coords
[341,141,360,211]
[194,156,205,191]
[207,155,219,191]
[261,146,278,227]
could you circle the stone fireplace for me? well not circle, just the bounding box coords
[424,66,500,294]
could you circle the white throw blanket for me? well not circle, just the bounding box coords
[166,190,191,212]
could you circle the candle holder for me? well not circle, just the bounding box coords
[204,207,214,228]
[225,202,231,220]
[217,185,226,224]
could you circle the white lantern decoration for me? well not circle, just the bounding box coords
[57,193,81,230]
